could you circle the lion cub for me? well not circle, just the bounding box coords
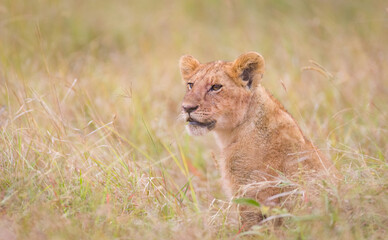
[179,52,339,229]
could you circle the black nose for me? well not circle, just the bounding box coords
[182,104,199,113]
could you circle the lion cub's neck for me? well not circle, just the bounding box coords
[213,84,300,150]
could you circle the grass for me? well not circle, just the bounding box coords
[0,0,387,239]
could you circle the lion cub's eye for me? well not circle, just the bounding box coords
[187,82,194,90]
[210,84,223,92]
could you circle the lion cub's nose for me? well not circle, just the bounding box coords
[182,104,199,114]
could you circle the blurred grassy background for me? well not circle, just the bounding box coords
[0,0,387,239]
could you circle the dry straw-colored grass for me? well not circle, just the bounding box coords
[0,0,387,239]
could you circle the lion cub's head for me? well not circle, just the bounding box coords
[179,52,265,136]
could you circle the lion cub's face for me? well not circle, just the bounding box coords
[179,52,265,136]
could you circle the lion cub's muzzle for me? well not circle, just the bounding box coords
[182,102,216,135]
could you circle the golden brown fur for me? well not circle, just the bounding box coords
[179,52,339,229]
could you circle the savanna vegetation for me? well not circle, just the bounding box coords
[0,0,387,239]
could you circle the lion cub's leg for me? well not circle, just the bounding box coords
[237,185,282,230]
[239,205,265,230]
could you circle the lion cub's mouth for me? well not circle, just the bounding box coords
[186,117,216,130]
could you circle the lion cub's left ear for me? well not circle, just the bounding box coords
[231,52,265,89]
[179,55,200,80]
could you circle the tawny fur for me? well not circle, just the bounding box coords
[179,52,339,229]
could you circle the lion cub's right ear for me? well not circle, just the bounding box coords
[179,55,200,80]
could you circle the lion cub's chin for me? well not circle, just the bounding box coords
[185,124,211,136]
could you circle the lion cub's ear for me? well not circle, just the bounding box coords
[231,52,265,89]
[179,55,200,80]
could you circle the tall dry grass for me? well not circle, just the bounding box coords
[0,0,387,239]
